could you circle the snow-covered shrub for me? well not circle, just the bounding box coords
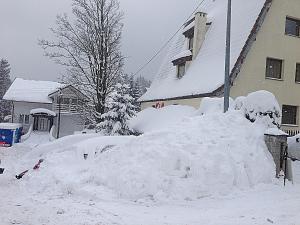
[242,90,281,128]
[197,97,234,115]
[97,83,137,136]
[234,96,246,110]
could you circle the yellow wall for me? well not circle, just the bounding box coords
[231,0,300,131]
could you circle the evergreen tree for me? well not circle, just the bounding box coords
[0,59,11,122]
[128,75,142,111]
[97,82,137,135]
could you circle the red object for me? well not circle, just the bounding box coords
[33,159,44,170]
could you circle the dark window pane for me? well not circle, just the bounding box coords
[282,105,298,125]
[188,36,194,51]
[285,17,300,36]
[177,63,185,79]
[296,64,300,83]
[19,114,24,124]
[25,115,30,124]
[266,58,283,79]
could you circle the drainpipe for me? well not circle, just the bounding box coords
[224,0,232,113]
[57,90,62,139]
[11,101,14,123]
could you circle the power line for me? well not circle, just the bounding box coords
[132,0,207,77]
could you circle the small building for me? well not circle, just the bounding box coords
[140,0,300,135]
[3,78,86,137]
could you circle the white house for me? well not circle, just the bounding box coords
[140,0,300,135]
[3,78,86,137]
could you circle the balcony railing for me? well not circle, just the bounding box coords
[53,104,79,114]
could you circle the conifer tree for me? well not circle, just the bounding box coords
[97,81,137,135]
[0,59,11,122]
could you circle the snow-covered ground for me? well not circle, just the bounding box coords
[1,109,300,225]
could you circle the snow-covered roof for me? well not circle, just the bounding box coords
[140,0,267,102]
[172,50,193,62]
[30,108,56,117]
[3,78,65,103]
[0,123,22,130]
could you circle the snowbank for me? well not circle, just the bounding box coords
[22,111,275,202]
[197,97,234,115]
[129,105,196,133]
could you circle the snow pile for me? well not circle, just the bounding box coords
[22,111,275,201]
[241,91,281,128]
[197,97,234,115]
[129,105,196,133]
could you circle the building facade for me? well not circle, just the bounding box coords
[4,78,85,137]
[140,0,300,134]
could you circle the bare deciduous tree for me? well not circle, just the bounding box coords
[40,0,124,124]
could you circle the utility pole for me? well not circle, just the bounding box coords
[57,90,62,139]
[224,0,232,112]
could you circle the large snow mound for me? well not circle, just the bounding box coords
[21,111,275,202]
[129,105,196,133]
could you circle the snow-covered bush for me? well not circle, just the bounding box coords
[197,97,234,115]
[234,96,246,110]
[241,91,281,128]
[97,83,137,136]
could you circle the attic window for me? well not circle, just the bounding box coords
[285,17,300,37]
[188,35,194,52]
[177,63,186,79]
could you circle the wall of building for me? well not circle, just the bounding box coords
[230,0,300,132]
[12,102,52,132]
[54,113,85,137]
[141,97,202,110]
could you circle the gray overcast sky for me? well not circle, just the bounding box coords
[0,0,199,82]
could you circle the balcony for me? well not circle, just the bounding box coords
[53,103,79,114]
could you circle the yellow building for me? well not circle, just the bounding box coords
[140,0,300,135]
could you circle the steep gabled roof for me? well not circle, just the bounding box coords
[140,0,269,102]
[3,78,65,103]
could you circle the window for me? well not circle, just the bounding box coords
[296,63,300,83]
[266,58,283,79]
[19,114,24,124]
[188,36,194,52]
[177,63,186,79]
[18,114,29,124]
[24,115,30,124]
[285,17,300,37]
[282,105,298,125]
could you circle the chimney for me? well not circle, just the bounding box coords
[193,11,207,59]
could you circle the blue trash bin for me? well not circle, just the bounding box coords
[0,123,23,147]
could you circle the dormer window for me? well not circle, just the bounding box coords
[188,35,194,52]
[177,63,186,79]
[172,50,192,79]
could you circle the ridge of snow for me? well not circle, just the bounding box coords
[140,0,266,101]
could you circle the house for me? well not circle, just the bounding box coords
[140,0,300,135]
[3,78,86,137]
